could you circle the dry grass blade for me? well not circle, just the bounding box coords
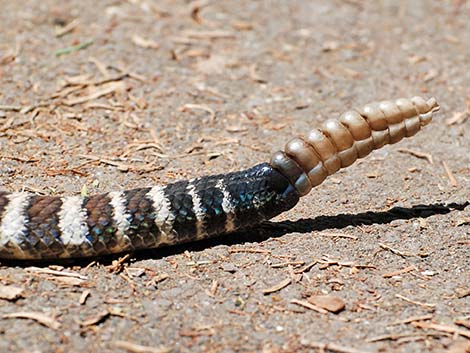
[446,99,470,125]
[89,56,110,77]
[442,161,458,187]
[271,261,305,268]
[48,276,85,286]
[294,261,317,274]
[55,40,93,56]
[180,30,236,39]
[0,105,22,111]
[382,265,416,278]
[302,340,371,353]
[446,110,469,125]
[131,35,159,49]
[291,299,328,314]
[180,103,215,121]
[3,311,61,330]
[229,248,271,254]
[115,341,172,353]
[262,277,291,295]
[390,314,434,326]
[80,309,110,327]
[396,294,436,309]
[319,232,358,240]
[366,332,420,343]
[379,243,416,257]
[64,81,126,106]
[79,155,161,173]
[26,266,88,280]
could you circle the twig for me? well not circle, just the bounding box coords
[302,340,371,353]
[390,314,434,326]
[64,81,126,106]
[395,294,436,309]
[412,321,470,339]
[0,105,22,111]
[180,30,236,39]
[366,332,421,343]
[290,299,328,314]
[294,261,317,274]
[55,18,80,37]
[442,161,458,187]
[271,261,305,268]
[107,254,131,273]
[114,340,172,353]
[379,243,415,258]
[79,290,91,305]
[3,311,61,330]
[319,232,358,240]
[262,277,291,295]
[179,103,215,121]
[382,265,416,278]
[26,267,88,280]
[398,148,433,164]
[131,34,160,49]
[79,154,161,173]
[89,56,111,77]
[80,309,110,327]
[0,155,39,163]
[319,255,375,269]
[229,248,271,254]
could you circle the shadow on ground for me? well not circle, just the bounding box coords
[165,201,469,253]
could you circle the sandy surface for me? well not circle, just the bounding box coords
[0,1,469,352]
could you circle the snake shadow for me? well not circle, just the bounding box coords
[136,200,469,260]
[3,201,468,267]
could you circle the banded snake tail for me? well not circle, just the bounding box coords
[0,97,440,260]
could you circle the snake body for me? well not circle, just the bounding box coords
[0,97,439,260]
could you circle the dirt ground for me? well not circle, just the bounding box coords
[0,1,469,352]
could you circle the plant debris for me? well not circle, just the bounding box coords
[54,39,94,56]
[2,311,61,330]
[308,295,346,313]
[0,285,24,301]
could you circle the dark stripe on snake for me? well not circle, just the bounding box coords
[25,195,65,259]
[164,180,198,242]
[83,193,117,255]
[192,177,228,237]
[123,187,161,249]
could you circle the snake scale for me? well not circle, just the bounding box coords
[0,96,440,260]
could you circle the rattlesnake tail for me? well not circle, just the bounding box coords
[270,97,439,195]
[0,97,439,260]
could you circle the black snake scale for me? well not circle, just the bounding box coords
[0,97,439,260]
